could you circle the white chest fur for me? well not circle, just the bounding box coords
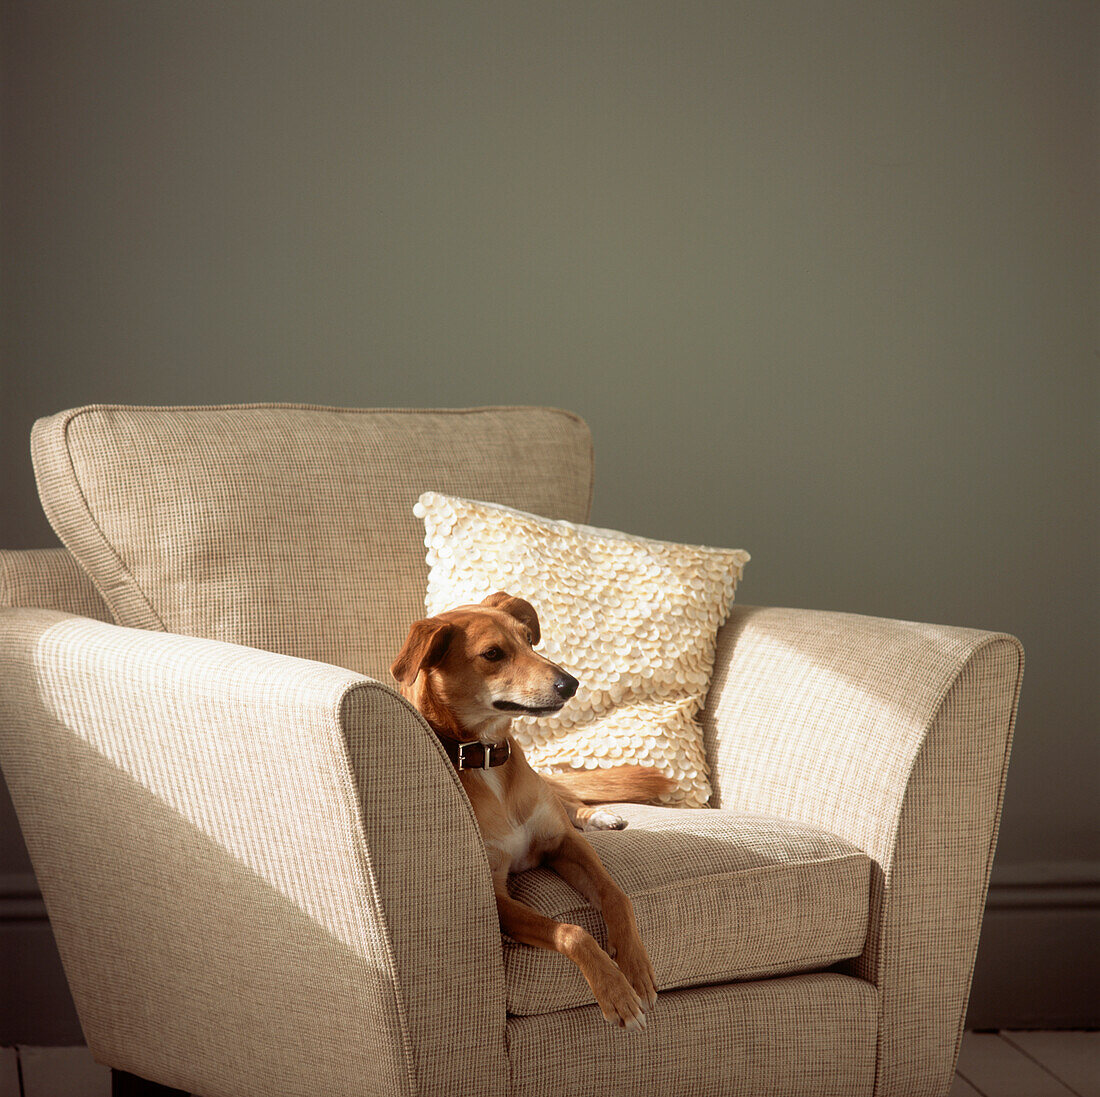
[477,771,557,874]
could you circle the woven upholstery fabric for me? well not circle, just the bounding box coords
[504,803,870,1015]
[416,492,749,807]
[8,406,1024,1096]
[507,972,877,1097]
[30,404,592,681]
[701,605,1023,1097]
[0,548,112,622]
[0,609,508,1097]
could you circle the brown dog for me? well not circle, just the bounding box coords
[391,591,672,1031]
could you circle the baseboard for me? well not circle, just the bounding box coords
[984,859,1100,911]
[0,873,45,920]
[3,864,1098,1042]
[966,861,1100,1030]
[0,875,84,1045]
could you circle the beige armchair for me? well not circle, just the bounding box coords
[0,405,1022,1097]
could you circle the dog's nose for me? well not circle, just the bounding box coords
[554,673,579,700]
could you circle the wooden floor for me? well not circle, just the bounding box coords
[952,1032,1099,1097]
[1,1032,1097,1096]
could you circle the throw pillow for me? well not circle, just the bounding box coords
[414,492,750,807]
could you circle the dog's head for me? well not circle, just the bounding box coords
[391,592,579,736]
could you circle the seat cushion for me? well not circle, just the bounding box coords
[503,804,871,1016]
[30,404,592,681]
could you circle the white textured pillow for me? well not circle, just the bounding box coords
[414,492,750,808]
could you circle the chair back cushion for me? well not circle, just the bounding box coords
[31,404,592,680]
[0,548,113,622]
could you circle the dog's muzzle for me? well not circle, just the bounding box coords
[492,674,579,715]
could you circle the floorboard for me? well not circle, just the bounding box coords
[2,1034,1095,1096]
[0,1048,20,1097]
[16,1047,109,1097]
[956,1032,1080,1097]
[948,1072,986,1097]
[1003,1031,1100,1097]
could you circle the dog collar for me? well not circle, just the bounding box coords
[439,736,511,771]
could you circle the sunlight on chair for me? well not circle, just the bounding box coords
[32,617,381,958]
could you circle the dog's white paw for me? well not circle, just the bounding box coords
[584,809,628,831]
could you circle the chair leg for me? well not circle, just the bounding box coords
[111,1068,191,1097]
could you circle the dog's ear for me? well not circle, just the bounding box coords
[390,618,456,686]
[481,591,541,645]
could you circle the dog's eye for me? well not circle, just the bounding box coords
[482,647,504,662]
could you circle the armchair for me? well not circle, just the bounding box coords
[0,405,1022,1097]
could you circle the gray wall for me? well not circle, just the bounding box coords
[2,0,1096,1036]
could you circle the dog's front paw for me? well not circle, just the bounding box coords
[583,808,627,831]
[592,963,648,1033]
[611,937,659,1011]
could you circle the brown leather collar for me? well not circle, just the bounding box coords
[438,735,511,771]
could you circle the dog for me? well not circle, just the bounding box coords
[391,591,673,1031]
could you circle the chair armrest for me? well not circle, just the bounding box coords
[701,604,1024,1097]
[0,609,507,1097]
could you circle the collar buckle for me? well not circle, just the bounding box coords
[454,739,510,771]
[456,740,476,769]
